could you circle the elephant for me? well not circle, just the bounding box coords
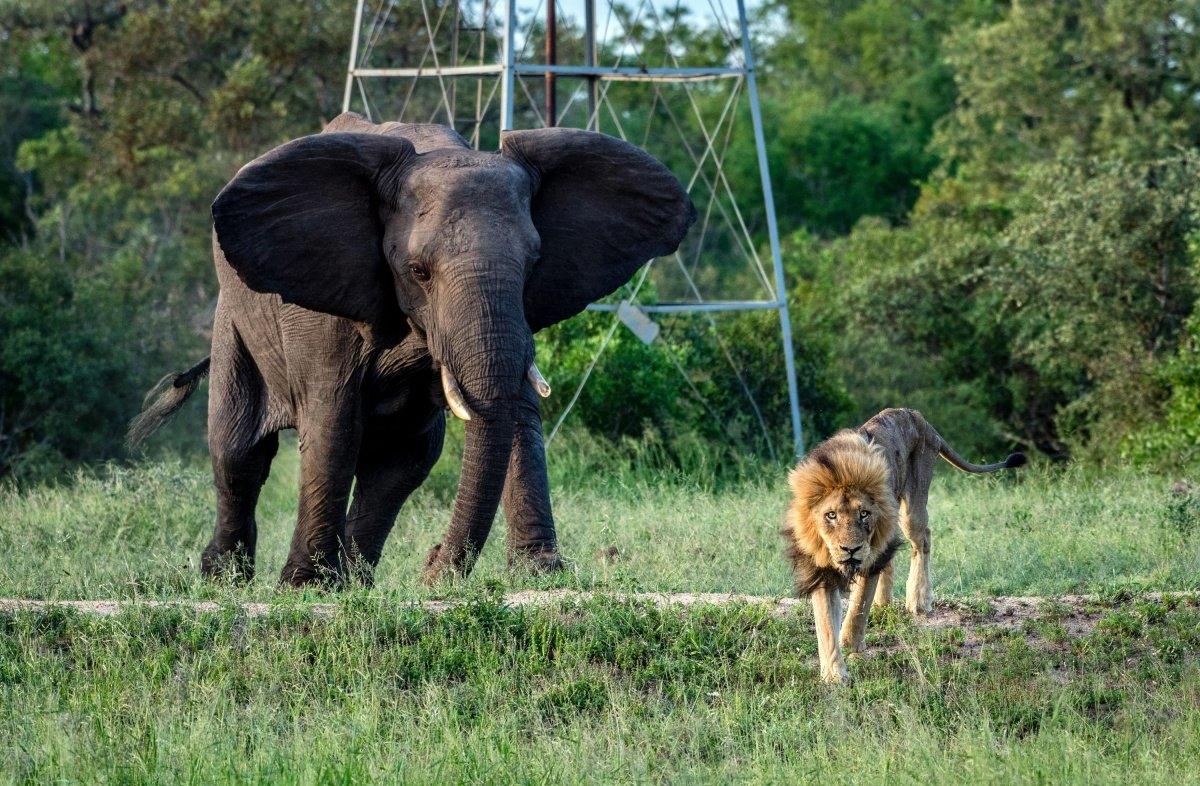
[129,112,695,587]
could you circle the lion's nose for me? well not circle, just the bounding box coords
[840,545,861,556]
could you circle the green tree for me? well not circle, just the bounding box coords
[753,0,1000,236]
[791,215,1015,460]
[0,7,78,242]
[1133,310,1200,468]
[992,154,1200,458]
[0,0,356,478]
[0,247,136,478]
[936,0,1200,192]
[737,96,935,235]
[801,0,1200,463]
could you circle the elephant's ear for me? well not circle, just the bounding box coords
[212,132,416,325]
[500,128,696,332]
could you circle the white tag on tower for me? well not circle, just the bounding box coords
[617,301,659,346]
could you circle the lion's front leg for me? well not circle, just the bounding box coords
[839,572,881,655]
[811,586,849,683]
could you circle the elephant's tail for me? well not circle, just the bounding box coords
[126,357,211,450]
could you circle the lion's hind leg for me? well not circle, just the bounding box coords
[872,561,894,608]
[899,497,934,616]
[839,572,881,655]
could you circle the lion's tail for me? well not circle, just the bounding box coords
[937,439,1027,474]
[126,357,211,451]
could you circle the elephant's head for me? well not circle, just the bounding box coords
[210,113,695,580]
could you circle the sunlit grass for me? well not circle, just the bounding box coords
[1,595,1198,784]
[3,434,1200,783]
[1,429,1196,601]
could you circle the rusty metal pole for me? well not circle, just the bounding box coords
[585,0,596,130]
[545,0,557,126]
[449,0,460,125]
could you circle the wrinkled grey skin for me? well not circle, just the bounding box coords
[131,112,695,587]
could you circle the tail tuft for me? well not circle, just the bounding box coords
[1005,452,1028,469]
[126,358,211,451]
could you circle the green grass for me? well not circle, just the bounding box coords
[2,435,1200,783]
[1,431,1197,601]
[2,596,1199,784]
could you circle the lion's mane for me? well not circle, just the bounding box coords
[783,430,902,596]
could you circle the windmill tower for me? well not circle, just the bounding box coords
[341,0,804,458]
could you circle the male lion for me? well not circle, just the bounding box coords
[783,408,1026,683]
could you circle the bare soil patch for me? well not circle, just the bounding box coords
[4,590,1197,669]
[3,589,1191,649]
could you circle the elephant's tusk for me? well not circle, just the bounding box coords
[441,365,475,421]
[526,362,551,397]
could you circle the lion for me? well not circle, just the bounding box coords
[783,408,1026,683]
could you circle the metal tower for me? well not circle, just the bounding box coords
[342,0,804,458]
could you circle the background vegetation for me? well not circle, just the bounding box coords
[1,0,1199,479]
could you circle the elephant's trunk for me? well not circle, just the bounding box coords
[422,413,517,583]
[422,272,532,583]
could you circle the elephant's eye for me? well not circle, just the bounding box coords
[409,262,430,283]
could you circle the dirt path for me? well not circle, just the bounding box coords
[6,590,1196,662]
[0,590,1179,645]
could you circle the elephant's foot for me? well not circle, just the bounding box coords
[278,555,344,590]
[422,541,487,585]
[507,547,565,575]
[200,544,256,584]
[422,541,564,584]
[421,543,451,585]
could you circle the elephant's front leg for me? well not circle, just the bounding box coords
[342,411,446,585]
[281,404,364,587]
[501,385,563,574]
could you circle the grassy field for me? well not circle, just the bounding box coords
[2,433,1200,784]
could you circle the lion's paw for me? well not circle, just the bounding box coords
[821,662,851,684]
[905,598,934,617]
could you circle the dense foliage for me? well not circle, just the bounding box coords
[0,0,352,479]
[769,0,1200,463]
[2,0,1198,480]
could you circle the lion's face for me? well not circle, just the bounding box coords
[812,488,882,577]
[785,431,900,582]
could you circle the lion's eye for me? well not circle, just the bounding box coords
[824,511,837,522]
[409,262,431,282]
[859,510,870,520]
